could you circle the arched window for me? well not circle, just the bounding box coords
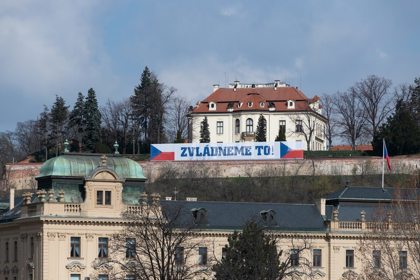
[246,118,253,133]
[235,119,240,134]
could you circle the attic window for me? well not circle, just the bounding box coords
[237,102,243,108]
[259,102,265,108]
[260,209,276,226]
[287,100,295,109]
[191,208,207,225]
[247,102,253,108]
[209,102,216,111]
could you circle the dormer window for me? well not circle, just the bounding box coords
[287,100,295,109]
[260,209,276,226]
[237,102,243,108]
[191,208,207,225]
[247,102,253,108]
[209,102,216,111]
[259,102,265,108]
[97,190,111,205]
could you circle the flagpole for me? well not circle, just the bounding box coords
[382,138,385,190]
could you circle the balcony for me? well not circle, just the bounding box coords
[241,132,255,142]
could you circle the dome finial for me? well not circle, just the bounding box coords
[113,141,120,155]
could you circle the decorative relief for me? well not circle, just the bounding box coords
[66,261,86,272]
[36,232,43,240]
[92,259,113,273]
[333,246,340,253]
[85,234,94,241]
[20,233,28,240]
[27,262,35,270]
[342,270,360,279]
[58,233,66,241]
[47,232,56,240]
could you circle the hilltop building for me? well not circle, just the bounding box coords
[0,153,417,279]
[189,81,327,150]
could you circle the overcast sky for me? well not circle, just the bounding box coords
[0,0,419,132]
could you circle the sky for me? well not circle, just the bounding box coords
[0,0,419,132]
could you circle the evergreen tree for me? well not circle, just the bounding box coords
[68,92,85,151]
[255,115,267,142]
[37,105,50,159]
[131,66,171,146]
[213,221,282,280]
[83,88,101,152]
[275,126,286,141]
[49,96,69,156]
[200,117,210,143]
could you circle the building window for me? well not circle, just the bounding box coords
[98,275,109,280]
[209,102,216,110]
[126,238,136,258]
[222,247,227,259]
[175,246,184,266]
[346,250,354,268]
[247,102,253,107]
[97,191,111,205]
[216,121,224,134]
[98,237,109,258]
[313,249,322,267]
[287,100,295,109]
[70,274,80,280]
[13,240,17,262]
[279,120,286,135]
[259,101,265,108]
[124,276,135,280]
[6,241,9,262]
[30,236,34,259]
[399,251,407,269]
[235,119,240,134]
[295,120,303,133]
[373,250,381,268]
[70,237,80,258]
[28,273,33,280]
[198,247,207,265]
[290,249,299,266]
[246,118,253,133]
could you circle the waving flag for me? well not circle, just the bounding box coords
[383,139,391,171]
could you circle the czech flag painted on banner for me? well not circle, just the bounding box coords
[383,139,391,171]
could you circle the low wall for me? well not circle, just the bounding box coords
[3,156,420,189]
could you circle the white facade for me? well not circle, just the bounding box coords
[190,81,327,150]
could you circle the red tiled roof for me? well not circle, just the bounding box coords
[192,86,317,114]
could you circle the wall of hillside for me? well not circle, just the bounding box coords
[2,156,419,189]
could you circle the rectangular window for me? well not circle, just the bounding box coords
[222,247,227,259]
[290,249,299,266]
[198,247,207,265]
[216,121,224,134]
[124,276,135,280]
[235,119,240,134]
[70,237,81,258]
[279,120,286,132]
[97,190,103,205]
[346,250,354,268]
[98,275,109,280]
[126,238,136,258]
[5,241,9,262]
[13,240,17,262]
[399,251,408,269]
[313,249,322,267]
[175,246,184,266]
[373,250,381,268]
[98,237,109,258]
[105,191,111,205]
[70,274,80,280]
[295,120,303,133]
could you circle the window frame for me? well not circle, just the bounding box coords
[345,249,354,268]
[175,246,185,266]
[246,118,254,133]
[216,121,224,135]
[373,250,381,269]
[198,247,208,265]
[290,249,300,267]
[97,190,112,206]
[295,119,303,133]
[399,250,408,269]
[98,237,109,258]
[313,249,322,267]
[126,238,136,258]
[235,119,240,134]
[70,237,81,258]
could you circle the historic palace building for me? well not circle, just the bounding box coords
[189,81,327,150]
[0,153,418,279]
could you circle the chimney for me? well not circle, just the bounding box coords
[10,188,15,210]
[212,84,219,92]
[317,198,326,216]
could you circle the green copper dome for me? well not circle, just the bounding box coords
[38,154,146,180]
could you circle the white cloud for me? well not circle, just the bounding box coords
[160,55,297,103]
[220,6,241,17]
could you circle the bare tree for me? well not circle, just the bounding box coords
[289,111,318,151]
[353,75,392,140]
[359,189,420,280]
[101,99,132,154]
[14,120,41,155]
[106,194,209,280]
[321,94,337,149]
[333,90,366,150]
[167,96,191,142]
